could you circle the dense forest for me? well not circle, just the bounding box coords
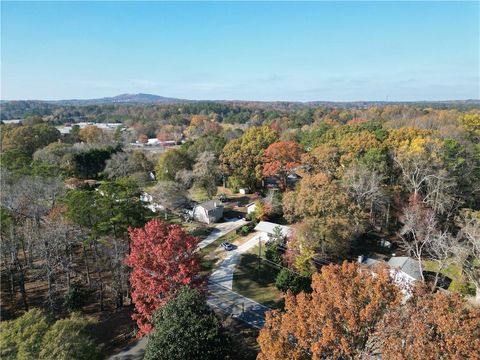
[1,101,479,359]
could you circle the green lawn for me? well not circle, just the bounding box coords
[232,246,284,308]
[423,260,475,295]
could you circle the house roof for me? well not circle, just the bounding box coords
[198,200,223,211]
[387,256,422,280]
[254,221,291,237]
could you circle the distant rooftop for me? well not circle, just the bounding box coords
[2,119,22,124]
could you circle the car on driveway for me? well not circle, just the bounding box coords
[221,242,235,251]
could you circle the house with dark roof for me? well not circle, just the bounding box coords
[193,200,224,224]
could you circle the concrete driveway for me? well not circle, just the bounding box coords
[197,218,247,250]
[207,233,271,329]
[208,234,261,289]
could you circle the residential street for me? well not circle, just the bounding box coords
[109,339,147,360]
[207,281,270,329]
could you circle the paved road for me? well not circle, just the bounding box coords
[207,281,270,329]
[108,338,147,360]
[197,218,247,250]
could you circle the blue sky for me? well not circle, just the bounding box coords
[1,1,479,101]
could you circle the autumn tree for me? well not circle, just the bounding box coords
[393,136,442,196]
[192,151,221,198]
[127,219,201,336]
[220,126,278,189]
[335,131,381,167]
[79,125,110,144]
[286,217,356,272]
[257,262,401,360]
[299,144,340,178]
[2,124,61,156]
[282,173,365,267]
[374,287,480,359]
[459,113,480,138]
[145,286,230,360]
[156,149,192,181]
[263,141,303,189]
[252,200,273,222]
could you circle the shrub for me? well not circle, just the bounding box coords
[275,268,312,294]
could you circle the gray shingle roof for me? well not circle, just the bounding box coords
[199,200,223,211]
[387,256,422,280]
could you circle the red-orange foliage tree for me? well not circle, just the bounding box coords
[127,219,201,336]
[263,141,303,189]
[257,262,480,360]
[375,287,480,360]
[257,262,401,359]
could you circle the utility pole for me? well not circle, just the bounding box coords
[257,236,262,277]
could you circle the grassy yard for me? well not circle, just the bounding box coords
[232,246,284,309]
[423,260,475,295]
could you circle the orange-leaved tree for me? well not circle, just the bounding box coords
[127,219,201,336]
[257,262,401,360]
[374,287,480,360]
[263,141,303,189]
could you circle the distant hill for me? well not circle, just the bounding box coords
[49,93,190,105]
[2,94,478,108]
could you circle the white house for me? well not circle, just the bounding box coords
[358,255,422,290]
[254,221,292,241]
[193,200,224,224]
[387,256,422,286]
